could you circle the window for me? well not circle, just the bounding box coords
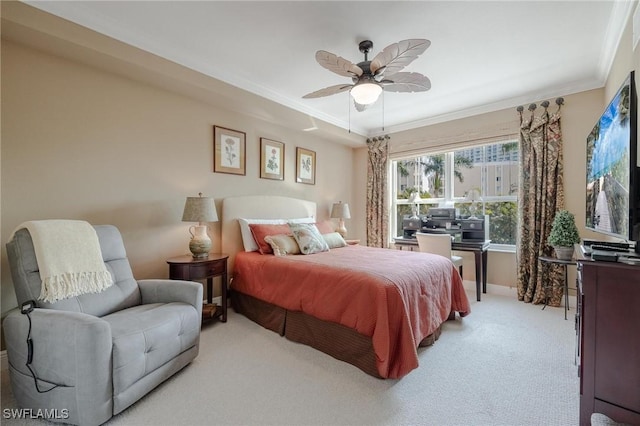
[391,141,519,248]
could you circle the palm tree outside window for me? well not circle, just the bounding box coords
[391,141,519,248]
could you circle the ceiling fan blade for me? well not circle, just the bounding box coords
[302,84,353,99]
[381,72,431,93]
[370,39,430,77]
[315,50,363,78]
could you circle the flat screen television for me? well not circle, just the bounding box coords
[585,71,639,242]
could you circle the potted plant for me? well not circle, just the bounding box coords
[548,210,581,260]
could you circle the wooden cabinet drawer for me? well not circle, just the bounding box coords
[190,261,225,278]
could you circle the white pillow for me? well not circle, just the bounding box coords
[288,217,315,224]
[322,232,347,249]
[238,217,314,251]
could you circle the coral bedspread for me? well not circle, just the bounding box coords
[232,245,471,378]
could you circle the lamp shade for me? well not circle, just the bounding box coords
[350,82,382,105]
[182,193,218,224]
[330,201,351,219]
[408,191,422,204]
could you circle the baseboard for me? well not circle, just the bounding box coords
[1,350,7,372]
[462,280,577,309]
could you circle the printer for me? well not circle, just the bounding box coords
[402,216,423,238]
[402,208,459,238]
[423,208,459,230]
[458,216,490,242]
[401,207,489,243]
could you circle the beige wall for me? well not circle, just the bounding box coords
[1,40,361,314]
[2,2,639,317]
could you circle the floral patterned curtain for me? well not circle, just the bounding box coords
[366,136,390,248]
[517,100,566,306]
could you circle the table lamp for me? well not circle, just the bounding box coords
[408,191,422,219]
[182,193,218,258]
[465,188,482,219]
[330,201,351,238]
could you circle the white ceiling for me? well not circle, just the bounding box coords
[24,1,635,137]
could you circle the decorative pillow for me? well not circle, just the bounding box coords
[289,223,329,255]
[264,234,301,256]
[315,220,335,234]
[322,232,347,249]
[239,217,314,251]
[239,218,286,251]
[249,223,291,254]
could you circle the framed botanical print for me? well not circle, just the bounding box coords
[214,125,246,175]
[296,147,316,185]
[260,138,284,180]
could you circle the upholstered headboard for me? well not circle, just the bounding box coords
[221,195,317,273]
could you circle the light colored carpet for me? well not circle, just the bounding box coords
[1,284,579,425]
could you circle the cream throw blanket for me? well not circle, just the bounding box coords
[11,220,113,303]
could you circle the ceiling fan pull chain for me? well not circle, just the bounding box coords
[348,94,351,134]
[382,90,385,132]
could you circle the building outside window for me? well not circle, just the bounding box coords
[391,140,519,249]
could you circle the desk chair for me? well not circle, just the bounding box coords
[415,232,463,278]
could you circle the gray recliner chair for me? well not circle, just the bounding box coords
[3,225,203,425]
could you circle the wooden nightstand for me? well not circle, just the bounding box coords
[167,253,229,323]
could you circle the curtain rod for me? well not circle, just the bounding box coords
[516,97,564,112]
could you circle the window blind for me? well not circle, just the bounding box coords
[389,120,519,160]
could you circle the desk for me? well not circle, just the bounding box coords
[393,238,490,302]
[538,256,575,320]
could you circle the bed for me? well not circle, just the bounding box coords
[221,195,471,379]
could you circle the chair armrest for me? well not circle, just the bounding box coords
[138,279,203,318]
[3,309,113,424]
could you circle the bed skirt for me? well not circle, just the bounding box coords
[232,291,449,378]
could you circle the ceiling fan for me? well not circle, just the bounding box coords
[302,39,431,111]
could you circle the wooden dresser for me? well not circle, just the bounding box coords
[576,257,640,425]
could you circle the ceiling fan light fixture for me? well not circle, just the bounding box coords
[350,82,382,105]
